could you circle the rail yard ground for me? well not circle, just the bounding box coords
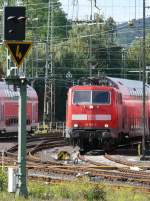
[0,135,150,201]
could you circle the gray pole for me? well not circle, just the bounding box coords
[16,78,28,197]
[121,48,126,78]
[141,0,146,160]
[43,41,48,124]
[89,0,93,78]
[15,0,28,193]
[43,0,55,123]
[50,0,55,122]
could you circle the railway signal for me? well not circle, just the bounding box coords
[4,6,30,198]
[5,41,32,68]
[4,6,26,41]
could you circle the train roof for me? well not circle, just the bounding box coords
[78,76,146,87]
[107,77,143,88]
[107,77,150,95]
[76,76,150,96]
[0,80,37,99]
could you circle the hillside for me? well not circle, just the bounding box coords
[117,17,150,46]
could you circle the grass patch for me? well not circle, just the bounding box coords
[106,185,150,201]
[0,168,7,191]
[28,177,150,201]
[0,169,149,201]
[29,178,106,201]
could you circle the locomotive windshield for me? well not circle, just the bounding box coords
[73,91,91,104]
[73,90,110,104]
[92,91,110,104]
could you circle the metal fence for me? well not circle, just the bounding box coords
[36,122,66,136]
[48,122,65,136]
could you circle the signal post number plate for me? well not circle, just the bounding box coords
[5,41,32,68]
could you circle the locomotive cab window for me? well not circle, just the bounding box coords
[92,91,110,104]
[73,90,110,105]
[73,90,91,104]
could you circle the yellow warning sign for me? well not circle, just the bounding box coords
[5,41,32,68]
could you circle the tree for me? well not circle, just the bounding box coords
[26,0,70,42]
[54,15,121,81]
[127,33,150,81]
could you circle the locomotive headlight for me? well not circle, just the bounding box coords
[89,105,93,109]
[74,124,78,128]
[104,124,109,128]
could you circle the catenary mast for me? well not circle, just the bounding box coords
[43,0,55,123]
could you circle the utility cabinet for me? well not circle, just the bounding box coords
[8,167,18,193]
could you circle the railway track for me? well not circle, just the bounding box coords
[27,148,150,191]
[1,136,150,194]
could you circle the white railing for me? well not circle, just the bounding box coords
[48,122,65,136]
[36,122,66,136]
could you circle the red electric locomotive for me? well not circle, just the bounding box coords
[0,80,38,134]
[66,77,150,151]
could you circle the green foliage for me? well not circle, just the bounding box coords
[0,168,7,191]
[127,32,150,81]
[53,14,121,81]
[106,186,150,201]
[117,17,150,46]
[0,45,7,77]
[26,0,70,42]
[29,179,106,201]
[0,180,149,201]
[29,182,52,200]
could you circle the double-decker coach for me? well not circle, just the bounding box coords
[0,80,38,134]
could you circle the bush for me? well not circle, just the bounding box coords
[90,185,106,201]
[82,184,106,201]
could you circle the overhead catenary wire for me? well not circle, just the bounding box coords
[26,21,146,39]
[0,1,148,92]
[23,1,148,81]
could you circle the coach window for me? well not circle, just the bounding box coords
[140,89,142,97]
[129,89,132,96]
[118,93,122,104]
[14,118,18,124]
[1,104,4,121]
[133,88,137,98]
[137,89,140,97]
[27,119,31,125]
[6,119,9,126]
[11,118,13,125]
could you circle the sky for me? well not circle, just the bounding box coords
[60,0,145,23]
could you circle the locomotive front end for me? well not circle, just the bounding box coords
[66,86,118,150]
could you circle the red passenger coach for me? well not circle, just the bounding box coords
[66,77,150,151]
[0,80,38,134]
